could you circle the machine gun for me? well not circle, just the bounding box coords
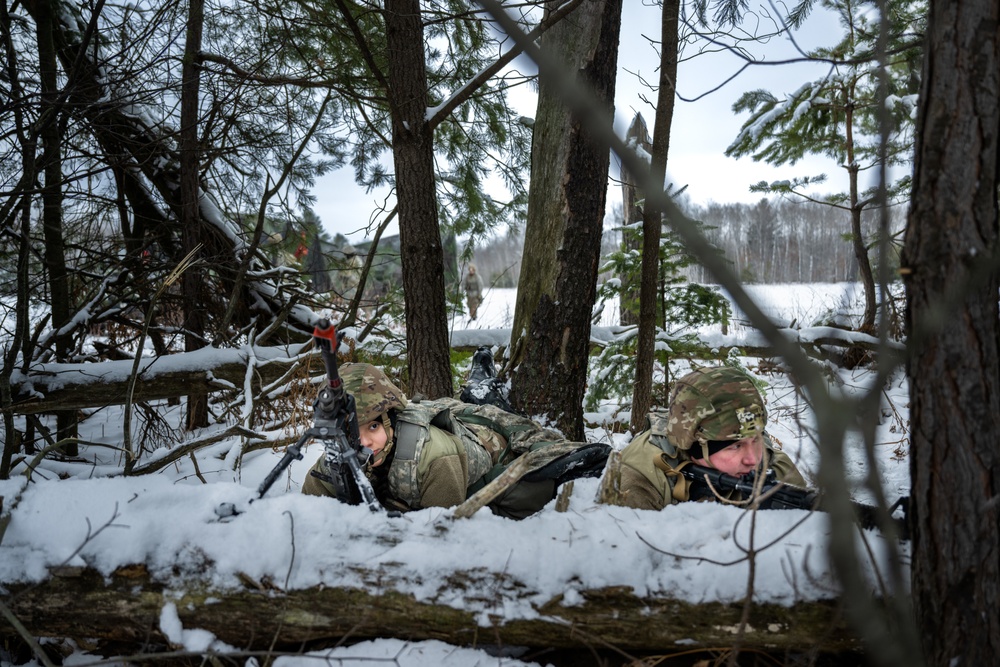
[256,319,383,512]
[680,462,910,540]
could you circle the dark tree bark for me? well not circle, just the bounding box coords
[180,0,209,432]
[618,112,649,327]
[901,0,1000,663]
[509,0,622,440]
[0,0,34,477]
[629,0,678,435]
[383,0,453,399]
[35,0,78,454]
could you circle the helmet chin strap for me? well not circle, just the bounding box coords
[368,414,396,468]
[695,440,714,468]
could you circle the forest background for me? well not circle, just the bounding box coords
[1,0,998,666]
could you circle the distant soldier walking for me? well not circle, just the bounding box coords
[339,243,363,301]
[462,263,483,320]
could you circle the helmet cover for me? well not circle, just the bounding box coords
[338,363,408,425]
[666,367,766,456]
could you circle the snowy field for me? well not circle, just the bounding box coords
[449,282,868,334]
[1,282,910,667]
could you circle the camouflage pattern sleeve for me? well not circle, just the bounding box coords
[300,457,337,497]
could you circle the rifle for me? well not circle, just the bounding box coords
[256,319,383,513]
[679,462,910,540]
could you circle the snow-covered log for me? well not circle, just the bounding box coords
[451,325,904,360]
[1,565,860,656]
[8,323,901,416]
[9,345,306,415]
[0,476,902,659]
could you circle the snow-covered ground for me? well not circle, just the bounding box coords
[1,282,910,667]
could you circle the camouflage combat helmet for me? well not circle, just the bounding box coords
[666,366,766,462]
[336,363,408,467]
[339,363,408,424]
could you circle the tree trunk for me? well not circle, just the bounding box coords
[902,0,1000,663]
[509,0,622,440]
[0,0,33,477]
[181,0,208,431]
[35,0,78,455]
[1,566,862,659]
[384,0,453,399]
[843,90,876,335]
[630,0,677,435]
[619,113,649,326]
[849,180,877,335]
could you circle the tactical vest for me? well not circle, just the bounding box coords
[387,398,512,507]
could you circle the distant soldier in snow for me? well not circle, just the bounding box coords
[461,263,483,320]
[302,361,609,519]
[598,366,805,510]
[339,243,363,301]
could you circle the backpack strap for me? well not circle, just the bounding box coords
[388,402,442,507]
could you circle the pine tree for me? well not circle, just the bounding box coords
[725,0,924,334]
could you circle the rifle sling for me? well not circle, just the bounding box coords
[653,454,693,502]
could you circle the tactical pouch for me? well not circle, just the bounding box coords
[646,408,679,457]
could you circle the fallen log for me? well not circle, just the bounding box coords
[9,345,308,415]
[1,565,860,657]
[9,325,903,417]
[0,475,894,662]
[452,325,905,362]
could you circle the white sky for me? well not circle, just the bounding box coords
[311,3,850,244]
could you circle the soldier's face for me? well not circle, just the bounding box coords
[697,434,764,476]
[361,420,389,466]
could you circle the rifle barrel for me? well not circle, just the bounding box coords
[680,463,909,540]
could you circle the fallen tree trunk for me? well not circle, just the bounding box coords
[11,325,902,416]
[1,565,861,657]
[452,325,905,360]
[9,346,307,415]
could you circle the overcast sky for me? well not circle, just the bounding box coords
[312,3,848,244]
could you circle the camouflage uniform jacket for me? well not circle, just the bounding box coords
[462,272,482,301]
[600,412,806,511]
[302,398,562,511]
